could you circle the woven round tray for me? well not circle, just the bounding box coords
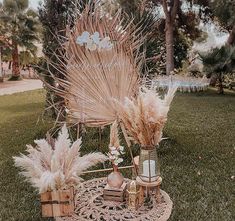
[56,177,173,221]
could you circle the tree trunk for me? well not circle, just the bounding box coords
[227,25,235,46]
[0,47,3,82]
[8,61,12,70]
[165,22,174,75]
[217,74,224,94]
[11,41,21,80]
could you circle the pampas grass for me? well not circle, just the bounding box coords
[108,120,124,166]
[116,85,178,147]
[13,125,107,193]
[109,120,120,148]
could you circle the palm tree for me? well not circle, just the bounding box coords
[200,45,235,94]
[0,0,40,80]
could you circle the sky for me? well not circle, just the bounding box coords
[0,0,41,9]
[0,0,228,48]
[29,0,41,9]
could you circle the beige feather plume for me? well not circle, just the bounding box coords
[116,85,178,146]
[109,120,120,147]
[13,125,107,193]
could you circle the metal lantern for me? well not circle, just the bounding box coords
[138,146,160,183]
[127,180,140,210]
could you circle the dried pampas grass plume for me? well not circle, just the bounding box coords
[109,120,120,148]
[108,120,124,166]
[13,125,107,193]
[116,85,178,146]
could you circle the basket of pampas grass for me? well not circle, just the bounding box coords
[13,125,107,218]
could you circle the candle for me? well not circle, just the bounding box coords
[142,160,157,182]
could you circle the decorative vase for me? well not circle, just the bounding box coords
[138,145,160,183]
[107,165,124,189]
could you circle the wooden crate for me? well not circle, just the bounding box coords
[103,182,127,202]
[40,188,74,218]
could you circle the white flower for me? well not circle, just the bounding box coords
[111,150,120,156]
[91,32,100,44]
[76,31,113,51]
[65,108,69,113]
[119,146,124,152]
[108,154,116,160]
[76,31,90,46]
[86,38,97,51]
[98,37,113,50]
[117,158,123,163]
[109,146,116,151]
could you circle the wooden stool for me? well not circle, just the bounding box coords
[136,176,162,203]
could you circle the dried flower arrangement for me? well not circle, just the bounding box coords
[13,125,107,193]
[108,120,124,166]
[106,121,126,196]
[42,2,146,127]
[76,31,114,51]
[116,85,178,147]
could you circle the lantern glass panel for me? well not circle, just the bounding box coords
[138,147,160,182]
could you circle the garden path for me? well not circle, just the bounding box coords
[0,79,43,95]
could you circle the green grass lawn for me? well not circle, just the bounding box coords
[0,89,234,221]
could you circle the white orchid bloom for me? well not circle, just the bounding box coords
[119,146,124,152]
[111,150,120,156]
[86,38,97,51]
[109,146,116,151]
[91,32,100,44]
[117,158,123,163]
[108,154,116,160]
[77,31,113,51]
[98,37,113,50]
[76,31,90,46]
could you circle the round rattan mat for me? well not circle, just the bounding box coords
[56,177,172,221]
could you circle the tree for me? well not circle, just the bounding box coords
[118,0,201,76]
[193,0,235,45]
[117,0,165,77]
[159,0,179,75]
[38,0,78,118]
[0,0,40,80]
[191,0,235,93]
[211,0,235,45]
[147,0,181,75]
[200,45,235,94]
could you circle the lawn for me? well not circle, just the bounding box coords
[0,89,234,221]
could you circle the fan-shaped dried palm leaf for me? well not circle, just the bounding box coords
[13,125,107,193]
[45,2,145,127]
